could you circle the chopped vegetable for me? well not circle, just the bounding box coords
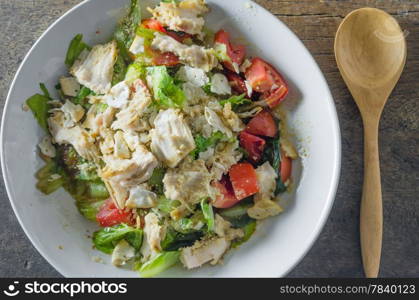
[142,19,166,33]
[112,54,128,86]
[39,83,51,99]
[76,200,105,221]
[229,163,259,200]
[245,58,288,108]
[191,131,226,159]
[219,94,250,110]
[162,229,203,251]
[138,251,180,278]
[114,0,142,61]
[239,131,266,163]
[232,220,256,248]
[88,181,110,199]
[246,110,278,138]
[218,202,253,219]
[148,66,186,108]
[26,94,50,131]
[225,71,249,95]
[200,198,215,232]
[93,223,143,254]
[96,199,135,227]
[214,29,246,72]
[148,167,166,194]
[212,176,239,209]
[124,63,147,82]
[65,34,89,67]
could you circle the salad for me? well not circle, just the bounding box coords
[26,0,298,277]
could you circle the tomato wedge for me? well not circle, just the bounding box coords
[225,71,248,95]
[212,176,240,209]
[239,131,266,163]
[280,154,292,183]
[245,58,289,108]
[229,163,259,200]
[96,199,135,227]
[142,19,167,33]
[246,110,278,138]
[215,29,246,72]
[152,51,180,66]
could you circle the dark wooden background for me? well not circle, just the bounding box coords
[0,0,418,277]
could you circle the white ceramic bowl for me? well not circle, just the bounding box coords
[1,0,341,277]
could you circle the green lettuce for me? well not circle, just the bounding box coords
[148,66,186,108]
[65,34,89,67]
[191,131,227,159]
[93,224,143,254]
[26,93,50,131]
[114,0,142,61]
[200,198,215,232]
[138,251,180,278]
[219,94,251,109]
[76,200,105,221]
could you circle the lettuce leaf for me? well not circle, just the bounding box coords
[190,131,227,159]
[93,224,143,254]
[200,198,215,232]
[114,0,142,61]
[148,66,186,108]
[138,251,180,278]
[26,93,50,132]
[219,94,251,109]
[65,34,89,67]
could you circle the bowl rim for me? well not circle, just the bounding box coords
[0,0,341,277]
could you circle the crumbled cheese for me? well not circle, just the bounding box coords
[126,186,158,209]
[176,66,209,87]
[61,100,85,126]
[111,240,135,267]
[70,41,117,94]
[38,135,56,158]
[210,73,231,95]
[59,77,80,97]
[129,35,145,55]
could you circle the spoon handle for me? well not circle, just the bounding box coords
[360,118,383,278]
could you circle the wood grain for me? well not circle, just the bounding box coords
[0,0,418,277]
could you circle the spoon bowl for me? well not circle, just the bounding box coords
[335,8,407,278]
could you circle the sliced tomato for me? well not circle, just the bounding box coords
[212,176,240,209]
[96,199,135,227]
[166,29,193,43]
[152,51,180,66]
[246,110,278,138]
[142,19,167,33]
[245,58,289,108]
[215,29,246,72]
[225,71,248,95]
[229,163,260,200]
[280,154,292,182]
[239,131,266,163]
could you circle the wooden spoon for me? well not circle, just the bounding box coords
[334,8,407,278]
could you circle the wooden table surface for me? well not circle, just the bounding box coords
[0,0,418,277]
